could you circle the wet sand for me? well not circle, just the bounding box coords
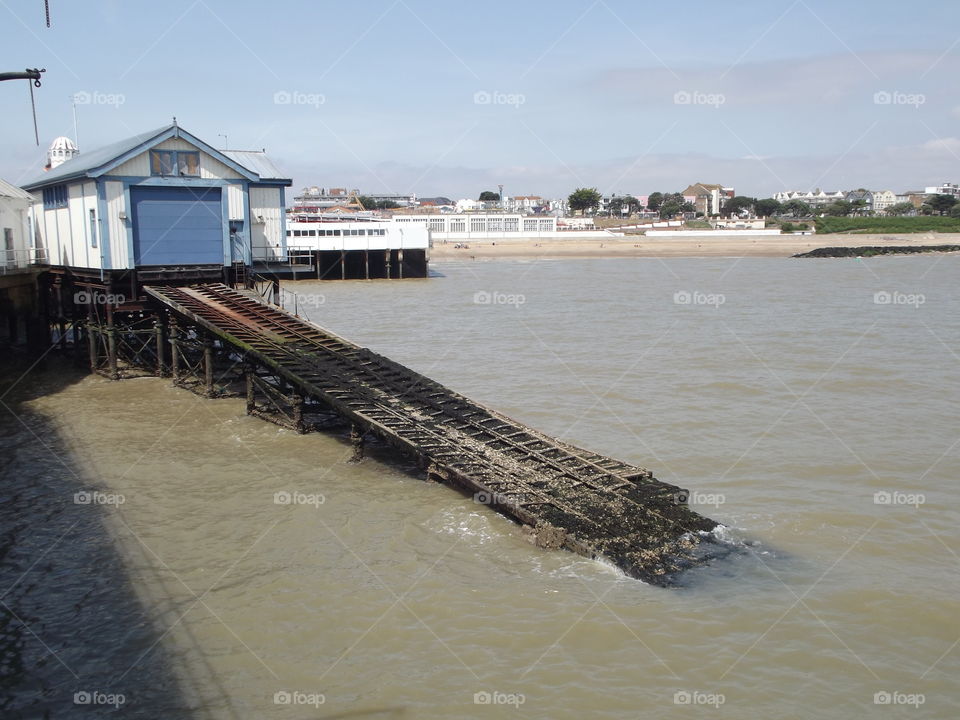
[429,232,960,259]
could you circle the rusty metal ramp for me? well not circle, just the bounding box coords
[145,283,723,585]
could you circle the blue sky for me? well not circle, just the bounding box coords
[2,0,959,199]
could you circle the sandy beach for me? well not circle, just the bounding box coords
[429,232,960,259]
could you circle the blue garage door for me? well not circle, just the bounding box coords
[131,186,223,265]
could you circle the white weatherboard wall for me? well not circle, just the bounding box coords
[250,187,283,260]
[0,195,33,269]
[105,181,128,268]
[227,185,244,221]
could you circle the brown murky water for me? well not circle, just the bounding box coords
[2,256,958,718]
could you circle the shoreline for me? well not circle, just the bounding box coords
[429,232,960,260]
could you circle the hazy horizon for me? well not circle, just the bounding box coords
[3,0,959,200]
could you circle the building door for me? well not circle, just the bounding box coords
[131,186,223,265]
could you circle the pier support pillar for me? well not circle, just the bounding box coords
[398,250,404,280]
[203,337,215,397]
[245,364,255,415]
[170,322,180,383]
[154,319,166,377]
[292,394,306,434]
[86,301,98,372]
[340,250,346,280]
[350,423,365,461]
[364,250,370,280]
[105,303,118,381]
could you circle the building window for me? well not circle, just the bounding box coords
[150,149,201,177]
[42,184,68,210]
[150,150,174,175]
[89,209,98,248]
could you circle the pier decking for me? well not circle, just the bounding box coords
[145,283,720,584]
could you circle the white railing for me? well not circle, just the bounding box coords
[0,247,47,274]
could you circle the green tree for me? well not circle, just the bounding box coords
[824,200,853,216]
[722,196,755,217]
[950,205,960,218]
[782,199,812,218]
[885,202,915,216]
[646,192,664,211]
[660,193,694,218]
[568,187,602,215]
[754,198,782,217]
[479,191,499,201]
[924,194,958,216]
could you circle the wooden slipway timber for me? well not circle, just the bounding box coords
[144,283,722,585]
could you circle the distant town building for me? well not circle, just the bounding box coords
[871,190,897,212]
[294,186,417,208]
[924,182,960,197]
[774,189,846,208]
[680,183,734,215]
[844,190,875,213]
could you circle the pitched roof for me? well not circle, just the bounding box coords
[0,178,33,201]
[22,125,173,188]
[222,150,288,182]
[21,124,291,190]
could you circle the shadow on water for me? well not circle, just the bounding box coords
[0,357,243,718]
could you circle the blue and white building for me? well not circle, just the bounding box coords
[22,121,291,273]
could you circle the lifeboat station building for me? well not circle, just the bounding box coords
[21,121,292,288]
